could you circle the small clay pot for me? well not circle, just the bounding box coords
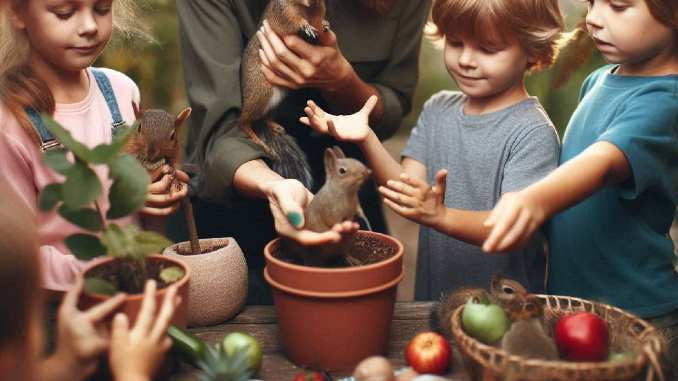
[163,237,248,327]
[79,255,190,327]
[264,231,404,371]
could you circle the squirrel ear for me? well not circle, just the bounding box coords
[132,101,142,119]
[324,147,337,173]
[175,107,192,128]
[332,146,346,158]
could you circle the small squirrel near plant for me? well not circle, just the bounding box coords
[239,0,329,189]
[432,275,558,360]
[123,103,201,255]
[285,146,371,267]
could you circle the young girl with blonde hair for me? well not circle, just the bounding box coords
[0,0,187,292]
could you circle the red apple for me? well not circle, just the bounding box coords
[292,371,326,381]
[405,332,451,375]
[555,311,609,362]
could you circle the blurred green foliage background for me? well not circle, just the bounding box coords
[99,0,605,138]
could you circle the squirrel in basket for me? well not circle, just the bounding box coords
[432,274,558,360]
[285,146,372,267]
[123,103,201,254]
[239,0,330,189]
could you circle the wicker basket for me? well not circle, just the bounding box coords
[450,294,667,381]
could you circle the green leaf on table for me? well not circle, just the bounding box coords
[43,148,72,175]
[39,184,62,212]
[62,161,102,209]
[159,266,185,284]
[65,234,107,260]
[84,277,118,296]
[107,154,149,219]
[58,205,102,231]
[90,124,136,164]
[42,115,94,162]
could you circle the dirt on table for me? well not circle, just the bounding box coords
[274,234,398,268]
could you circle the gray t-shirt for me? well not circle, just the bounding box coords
[402,91,560,300]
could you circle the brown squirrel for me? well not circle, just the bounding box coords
[123,103,201,255]
[239,0,329,189]
[285,146,371,267]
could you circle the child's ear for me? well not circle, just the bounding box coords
[175,107,192,127]
[9,5,27,29]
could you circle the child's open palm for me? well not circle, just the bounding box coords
[300,95,378,142]
[379,169,448,227]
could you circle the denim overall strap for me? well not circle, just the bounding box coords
[25,107,61,152]
[91,69,125,131]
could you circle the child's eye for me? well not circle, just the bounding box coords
[481,47,499,54]
[610,3,629,12]
[448,40,463,48]
[52,8,74,20]
[95,5,112,15]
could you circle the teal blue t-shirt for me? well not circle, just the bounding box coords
[548,65,678,318]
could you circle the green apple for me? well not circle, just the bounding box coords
[222,332,263,373]
[461,298,510,345]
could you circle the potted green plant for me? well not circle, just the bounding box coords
[38,116,190,326]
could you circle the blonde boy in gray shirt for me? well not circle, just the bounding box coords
[301,0,564,298]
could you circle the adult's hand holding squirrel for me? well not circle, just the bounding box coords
[257,19,352,91]
[482,190,546,253]
[380,169,448,228]
[263,178,358,246]
[300,95,378,142]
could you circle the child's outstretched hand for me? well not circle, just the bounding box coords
[482,191,546,253]
[379,169,448,227]
[50,277,126,381]
[263,178,358,246]
[109,280,181,381]
[300,95,378,142]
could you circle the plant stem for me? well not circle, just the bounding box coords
[183,198,200,255]
[94,201,108,230]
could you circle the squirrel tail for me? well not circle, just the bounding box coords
[240,122,277,158]
[258,121,314,190]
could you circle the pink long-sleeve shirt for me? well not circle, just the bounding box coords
[0,67,140,292]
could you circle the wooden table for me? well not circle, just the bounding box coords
[187,302,471,380]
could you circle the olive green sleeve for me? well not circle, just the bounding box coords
[371,0,432,140]
[177,0,268,205]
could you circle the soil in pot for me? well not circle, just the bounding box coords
[86,259,183,294]
[175,241,227,256]
[274,233,398,267]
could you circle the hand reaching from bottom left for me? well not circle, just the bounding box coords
[109,280,181,381]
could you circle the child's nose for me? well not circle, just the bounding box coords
[585,3,604,30]
[458,48,475,68]
[77,12,99,37]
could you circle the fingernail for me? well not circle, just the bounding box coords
[287,211,303,229]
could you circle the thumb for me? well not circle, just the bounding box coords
[360,95,378,116]
[434,169,448,201]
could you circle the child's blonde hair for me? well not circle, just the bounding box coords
[0,185,40,347]
[0,0,150,145]
[427,0,566,71]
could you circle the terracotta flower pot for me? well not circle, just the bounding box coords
[163,237,248,327]
[264,231,404,371]
[79,255,190,327]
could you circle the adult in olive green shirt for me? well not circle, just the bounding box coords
[174,0,430,304]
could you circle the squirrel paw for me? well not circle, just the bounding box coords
[301,23,318,39]
[322,20,331,32]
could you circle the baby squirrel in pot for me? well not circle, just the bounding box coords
[239,0,329,189]
[285,146,371,267]
[123,103,201,254]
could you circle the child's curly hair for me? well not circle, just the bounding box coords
[0,0,152,144]
[426,0,566,72]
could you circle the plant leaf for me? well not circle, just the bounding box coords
[135,230,172,255]
[62,161,102,209]
[65,234,107,260]
[42,115,94,162]
[39,184,62,212]
[107,154,149,219]
[84,277,118,296]
[101,224,129,259]
[58,205,102,231]
[159,266,184,284]
[90,124,136,164]
[43,148,72,175]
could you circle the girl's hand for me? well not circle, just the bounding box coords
[52,277,126,381]
[299,96,377,142]
[263,178,359,246]
[109,280,181,381]
[141,166,189,217]
[379,169,448,228]
[257,20,353,91]
[482,191,546,253]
